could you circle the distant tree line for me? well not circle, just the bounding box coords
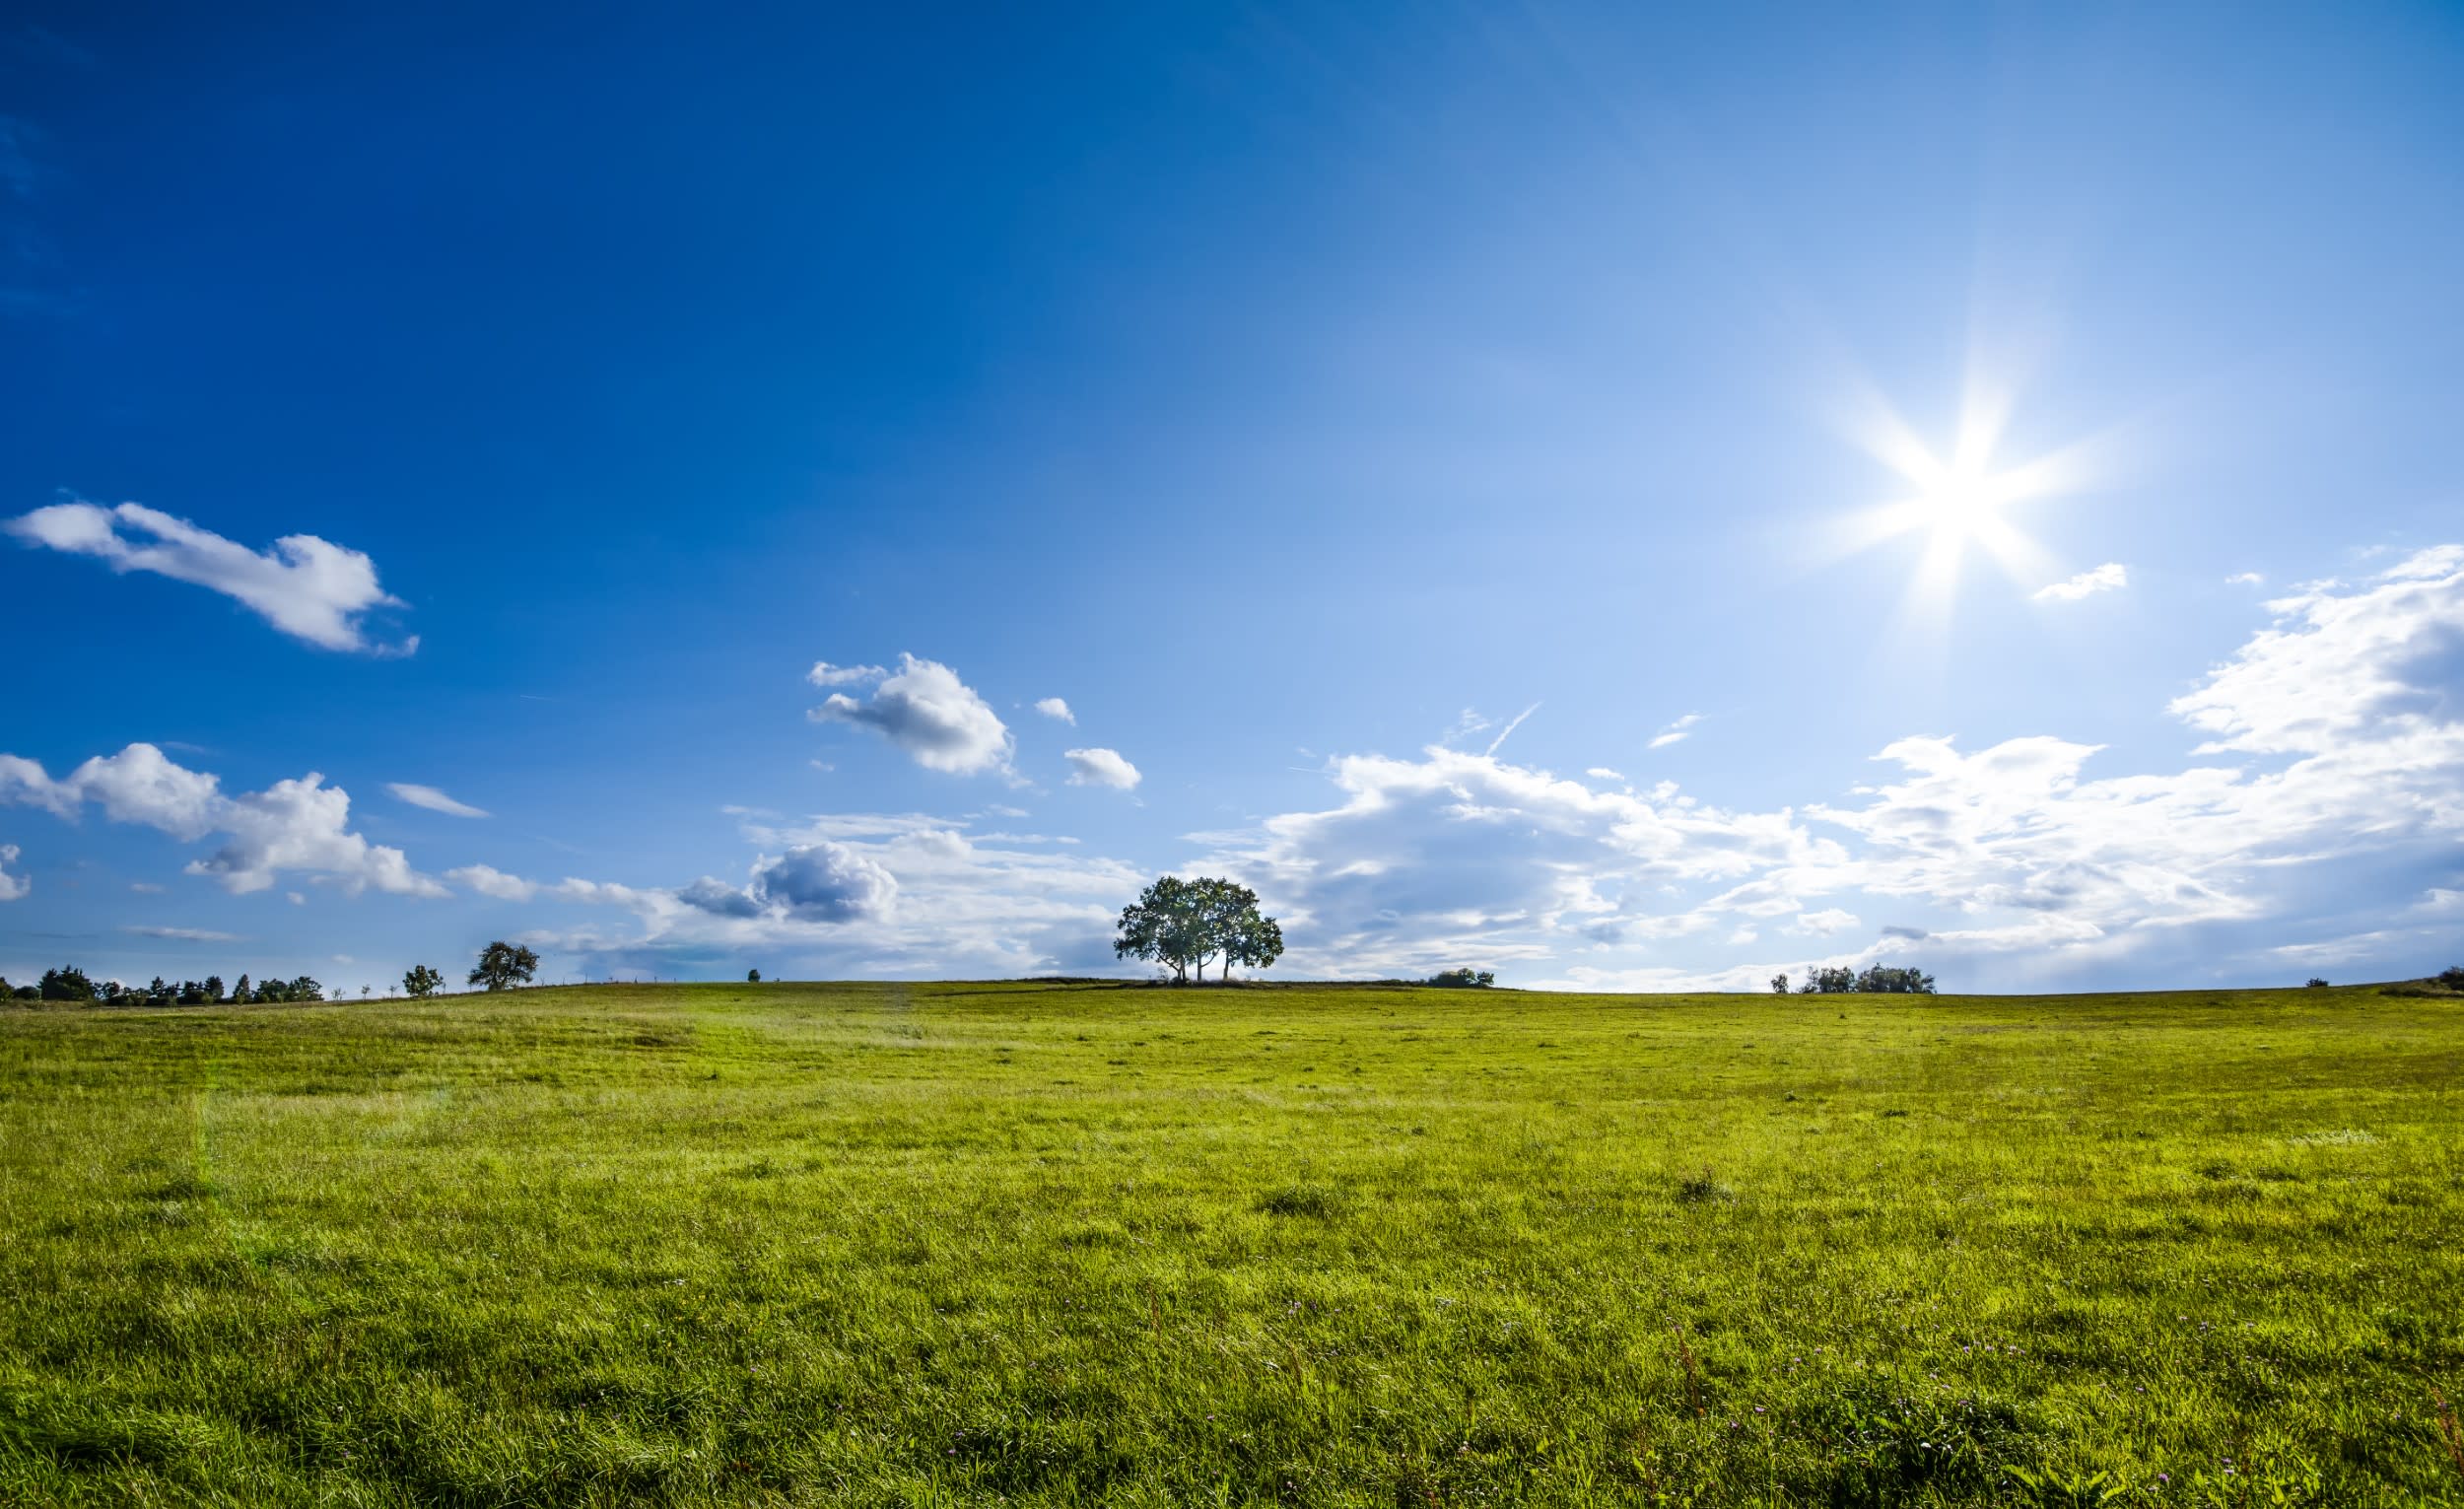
[3,967,325,1004]
[6,941,545,1006]
[1772,965,1938,995]
[1114,876,1283,984]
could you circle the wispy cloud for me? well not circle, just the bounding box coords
[4,500,415,652]
[1648,713,1702,750]
[387,783,488,818]
[121,925,242,942]
[1484,703,1540,757]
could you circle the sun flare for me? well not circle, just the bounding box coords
[1825,373,2106,616]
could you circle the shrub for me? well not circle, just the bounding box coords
[2306,977,2331,989]
[2438,965,2464,990]
[1427,967,1495,989]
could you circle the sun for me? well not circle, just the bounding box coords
[1824,373,2103,614]
[1912,462,2008,540]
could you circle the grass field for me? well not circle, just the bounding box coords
[2,981,2460,1506]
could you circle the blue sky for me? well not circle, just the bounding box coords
[5,1,2461,994]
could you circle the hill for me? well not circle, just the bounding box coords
[2,981,2459,1505]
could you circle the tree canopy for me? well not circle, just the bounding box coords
[1794,964,1936,995]
[468,941,541,993]
[1114,875,1283,983]
[402,965,445,998]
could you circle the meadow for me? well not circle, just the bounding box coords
[1,980,2459,1507]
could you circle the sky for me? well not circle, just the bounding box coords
[4,1,2462,995]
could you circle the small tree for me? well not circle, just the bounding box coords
[2438,965,2464,991]
[747,968,762,983]
[467,941,539,993]
[233,973,252,1003]
[2304,977,2330,989]
[402,964,445,998]
[1770,973,1790,995]
[203,974,225,1003]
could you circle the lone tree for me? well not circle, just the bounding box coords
[1114,875,1282,983]
[467,941,540,993]
[402,964,445,998]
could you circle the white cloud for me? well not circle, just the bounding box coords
[1199,545,2464,988]
[2169,545,2464,756]
[1586,767,1624,782]
[388,782,488,818]
[503,812,1146,979]
[1648,713,1702,750]
[1034,698,1075,724]
[0,843,24,901]
[2226,572,2265,586]
[447,863,537,901]
[674,842,900,923]
[2032,563,2128,602]
[807,661,886,687]
[810,653,1014,776]
[5,500,414,653]
[0,742,446,898]
[122,925,241,942]
[1063,747,1141,790]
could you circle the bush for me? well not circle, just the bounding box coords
[2305,977,2330,989]
[1427,967,1495,989]
[2438,965,2464,990]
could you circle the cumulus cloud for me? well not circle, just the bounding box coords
[1063,747,1141,790]
[2032,563,2127,602]
[753,842,899,920]
[0,843,24,901]
[447,863,537,901]
[388,782,488,818]
[1586,767,1624,782]
[807,661,886,687]
[500,812,1145,980]
[1035,698,1075,723]
[5,500,414,652]
[1648,713,1702,750]
[810,653,1014,776]
[0,742,445,897]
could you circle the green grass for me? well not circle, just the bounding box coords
[2,981,2460,1506]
